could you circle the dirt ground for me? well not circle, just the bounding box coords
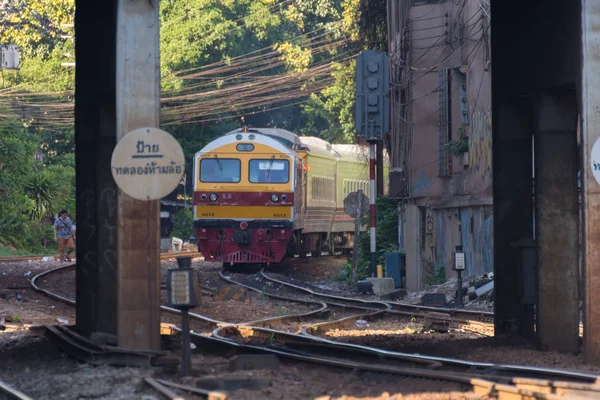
[0,260,75,326]
[1,258,599,399]
[0,332,479,400]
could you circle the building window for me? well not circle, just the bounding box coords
[438,69,451,177]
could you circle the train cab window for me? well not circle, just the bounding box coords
[249,159,289,183]
[200,158,241,183]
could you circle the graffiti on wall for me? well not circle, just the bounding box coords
[425,206,494,286]
[412,169,432,195]
[421,205,437,286]
[469,107,492,176]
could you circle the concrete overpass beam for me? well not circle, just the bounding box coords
[493,98,534,338]
[535,90,579,354]
[74,0,118,341]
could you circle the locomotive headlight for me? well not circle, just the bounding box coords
[281,194,288,202]
[201,194,207,200]
[210,193,218,202]
[270,194,279,202]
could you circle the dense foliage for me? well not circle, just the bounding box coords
[342,195,399,281]
[171,209,194,243]
[0,0,388,252]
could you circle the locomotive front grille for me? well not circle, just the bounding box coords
[222,251,274,262]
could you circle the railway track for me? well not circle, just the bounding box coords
[0,380,34,400]
[0,251,202,264]
[257,269,495,336]
[25,262,600,399]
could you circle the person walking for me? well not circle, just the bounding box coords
[53,210,76,262]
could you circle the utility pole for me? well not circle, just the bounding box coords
[376,141,384,196]
[115,0,161,350]
[60,23,75,68]
[355,50,390,277]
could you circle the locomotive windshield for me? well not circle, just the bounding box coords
[200,158,241,182]
[249,159,289,183]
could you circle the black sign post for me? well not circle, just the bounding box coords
[166,256,200,376]
[453,245,466,307]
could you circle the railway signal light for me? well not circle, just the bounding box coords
[355,50,390,141]
[355,50,389,278]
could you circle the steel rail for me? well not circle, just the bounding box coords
[144,378,185,400]
[211,325,571,384]
[180,325,592,400]
[214,324,600,398]
[159,251,203,260]
[260,269,495,320]
[31,263,594,383]
[30,263,600,396]
[0,380,34,400]
[225,268,392,310]
[0,255,63,263]
[0,250,201,264]
[258,268,495,336]
[30,263,76,305]
[30,264,331,332]
[222,269,598,384]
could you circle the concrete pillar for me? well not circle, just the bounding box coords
[74,0,118,340]
[116,0,161,350]
[493,98,534,337]
[581,0,600,363]
[404,204,422,291]
[535,90,579,353]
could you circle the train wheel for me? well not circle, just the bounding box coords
[286,234,297,257]
[298,232,307,259]
[222,262,233,270]
[312,235,324,258]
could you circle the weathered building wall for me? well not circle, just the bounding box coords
[389,0,493,288]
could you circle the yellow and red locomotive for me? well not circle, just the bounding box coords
[193,127,388,264]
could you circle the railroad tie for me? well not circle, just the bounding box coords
[214,285,251,304]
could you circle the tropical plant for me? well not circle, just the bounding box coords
[447,127,469,157]
[23,171,60,221]
[0,212,27,248]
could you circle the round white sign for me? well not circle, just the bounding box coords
[111,127,185,201]
[592,137,600,186]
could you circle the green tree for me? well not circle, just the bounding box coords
[348,195,399,281]
[171,208,194,242]
[158,0,362,139]
[0,119,39,247]
[0,0,74,56]
[301,60,356,143]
